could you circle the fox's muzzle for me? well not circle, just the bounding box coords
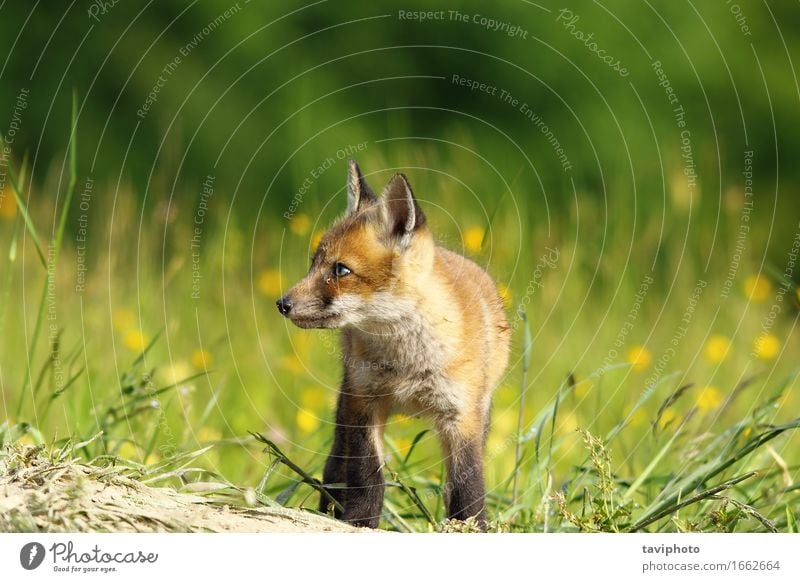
[276,296,293,316]
[275,289,337,328]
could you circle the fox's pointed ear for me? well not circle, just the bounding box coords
[346,160,377,214]
[380,173,426,246]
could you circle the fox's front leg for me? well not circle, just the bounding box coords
[321,390,387,528]
[319,403,347,518]
[342,394,387,528]
[440,415,487,526]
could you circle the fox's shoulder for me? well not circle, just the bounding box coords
[432,245,504,313]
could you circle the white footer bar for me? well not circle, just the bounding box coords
[1,533,797,581]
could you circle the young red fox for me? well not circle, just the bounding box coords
[277,161,510,528]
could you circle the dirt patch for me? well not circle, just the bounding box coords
[0,445,358,533]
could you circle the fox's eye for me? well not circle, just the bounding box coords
[333,262,352,277]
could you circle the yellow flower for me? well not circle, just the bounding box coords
[392,413,414,426]
[117,441,140,460]
[160,361,192,386]
[573,376,594,398]
[394,437,412,456]
[744,275,772,303]
[658,408,679,430]
[112,308,135,332]
[463,225,485,253]
[311,229,325,252]
[626,407,647,428]
[197,426,222,442]
[257,269,283,297]
[753,333,780,360]
[300,386,329,410]
[123,329,148,352]
[696,386,723,412]
[0,187,17,219]
[144,451,161,464]
[191,349,213,369]
[626,345,652,372]
[296,408,320,433]
[289,213,311,236]
[703,335,731,363]
[497,283,512,308]
[280,354,304,374]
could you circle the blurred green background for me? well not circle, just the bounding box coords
[1,1,799,229]
[0,1,798,531]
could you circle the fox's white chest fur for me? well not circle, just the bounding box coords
[342,304,467,421]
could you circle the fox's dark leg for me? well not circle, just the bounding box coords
[440,415,487,526]
[319,395,348,518]
[339,394,387,528]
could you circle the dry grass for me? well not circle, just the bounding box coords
[0,444,358,533]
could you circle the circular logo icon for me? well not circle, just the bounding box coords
[20,542,46,570]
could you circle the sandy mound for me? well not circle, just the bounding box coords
[0,445,358,533]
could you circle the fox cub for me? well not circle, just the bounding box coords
[277,160,510,527]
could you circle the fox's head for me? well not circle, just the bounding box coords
[276,160,430,329]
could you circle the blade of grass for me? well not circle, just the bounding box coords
[139,444,214,474]
[256,456,283,497]
[0,134,46,267]
[275,481,301,506]
[652,382,694,435]
[196,379,225,428]
[40,366,85,424]
[15,282,49,419]
[633,418,800,529]
[143,423,161,463]
[131,329,163,368]
[787,505,797,533]
[15,95,80,419]
[605,371,680,444]
[403,429,429,466]
[630,472,757,531]
[52,90,79,265]
[479,188,510,250]
[386,468,436,525]
[250,431,343,513]
[382,498,414,532]
[0,155,27,337]
[108,370,206,415]
[512,311,532,504]
[623,418,685,501]
[547,378,562,469]
[711,495,777,532]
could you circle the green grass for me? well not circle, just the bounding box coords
[0,120,798,532]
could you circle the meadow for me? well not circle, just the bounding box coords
[1,126,798,532]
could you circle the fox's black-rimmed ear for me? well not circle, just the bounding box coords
[346,159,377,214]
[380,173,426,246]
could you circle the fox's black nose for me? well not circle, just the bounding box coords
[276,296,293,316]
